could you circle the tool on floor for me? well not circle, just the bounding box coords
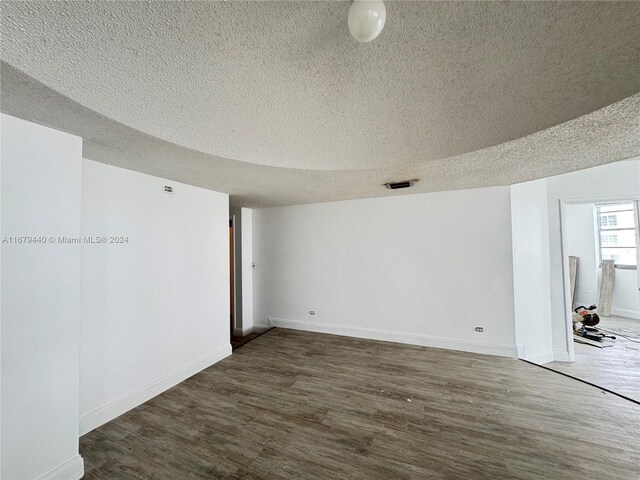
[572,305,614,348]
[572,305,600,327]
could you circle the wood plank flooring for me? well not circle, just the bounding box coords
[545,316,640,402]
[231,326,274,350]
[80,329,640,479]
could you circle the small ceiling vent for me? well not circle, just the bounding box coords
[384,179,418,190]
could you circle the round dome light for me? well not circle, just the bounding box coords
[348,0,386,43]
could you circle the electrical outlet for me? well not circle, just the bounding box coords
[474,327,484,332]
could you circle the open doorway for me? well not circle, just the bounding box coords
[229,209,273,350]
[544,198,640,401]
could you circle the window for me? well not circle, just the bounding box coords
[601,234,618,246]
[600,215,617,227]
[596,203,638,268]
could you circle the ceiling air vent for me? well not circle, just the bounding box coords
[384,179,418,190]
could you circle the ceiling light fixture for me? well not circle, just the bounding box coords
[348,0,386,43]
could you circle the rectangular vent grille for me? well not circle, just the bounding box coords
[384,179,418,190]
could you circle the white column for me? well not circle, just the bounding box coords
[1,114,84,480]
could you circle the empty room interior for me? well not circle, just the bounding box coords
[1,2,639,480]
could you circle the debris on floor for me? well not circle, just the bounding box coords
[572,305,614,348]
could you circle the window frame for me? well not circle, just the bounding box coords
[595,202,638,270]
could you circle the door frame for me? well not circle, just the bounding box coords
[559,194,640,361]
[229,214,237,335]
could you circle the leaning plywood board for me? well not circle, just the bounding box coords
[598,260,615,317]
[569,256,578,309]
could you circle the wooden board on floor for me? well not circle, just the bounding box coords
[598,259,615,316]
[569,256,578,309]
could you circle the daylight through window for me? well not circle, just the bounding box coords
[596,203,638,268]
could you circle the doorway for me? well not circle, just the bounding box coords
[545,197,640,401]
[229,210,274,350]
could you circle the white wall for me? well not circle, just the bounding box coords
[253,186,517,356]
[1,114,84,480]
[510,179,553,363]
[80,160,231,434]
[546,159,640,359]
[251,159,638,362]
[240,207,254,333]
[565,204,598,307]
[610,269,640,319]
[566,203,639,319]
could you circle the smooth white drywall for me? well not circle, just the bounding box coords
[253,187,517,356]
[546,159,640,358]
[565,204,599,307]
[510,179,553,363]
[566,203,639,319]
[610,268,640,319]
[1,114,84,480]
[80,160,230,433]
[241,208,254,332]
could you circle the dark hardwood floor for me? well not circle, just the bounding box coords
[81,329,640,479]
[230,326,274,350]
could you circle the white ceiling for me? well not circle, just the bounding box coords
[1,1,639,206]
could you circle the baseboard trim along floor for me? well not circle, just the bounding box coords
[268,317,518,357]
[79,344,232,435]
[38,454,84,480]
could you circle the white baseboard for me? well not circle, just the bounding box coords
[515,344,554,364]
[80,344,232,435]
[268,317,518,357]
[610,307,640,320]
[39,455,84,480]
[552,349,572,362]
[526,351,555,364]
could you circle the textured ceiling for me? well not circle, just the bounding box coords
[1,1,639,207]
[2,1,639,171]
[3,62,638,208]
